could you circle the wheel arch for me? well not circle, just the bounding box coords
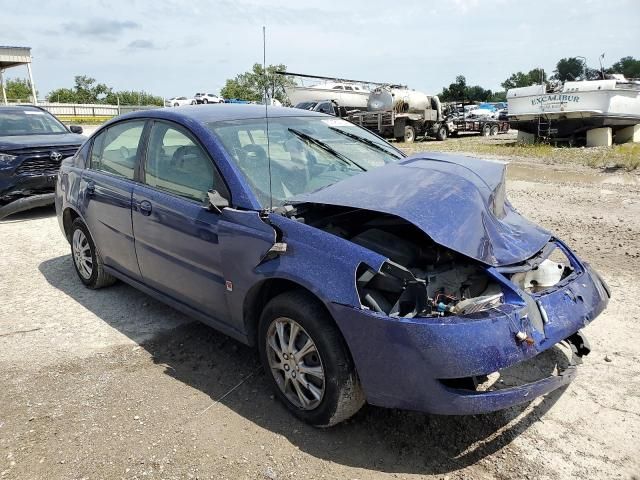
[243,277,337,347]
[62,206,81,242]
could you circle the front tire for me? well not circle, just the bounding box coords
[258,290,365,427]
[435,125,448,141]
[70,218,116,289]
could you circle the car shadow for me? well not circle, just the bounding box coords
[39,254,564,476]
[0,204,56,223]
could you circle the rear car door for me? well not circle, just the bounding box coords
[80,120,147,281]
[131,120,230,322]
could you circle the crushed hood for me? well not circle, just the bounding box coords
[291,153,551,266]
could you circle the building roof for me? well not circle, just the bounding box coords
[0,46,32,69]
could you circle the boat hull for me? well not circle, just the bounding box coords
[285,86,370,109]
[507,81,640,137]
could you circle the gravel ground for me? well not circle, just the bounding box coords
[1,157,639,480]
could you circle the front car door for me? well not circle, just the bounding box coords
[131,120,230,322]
[80,120,147,280]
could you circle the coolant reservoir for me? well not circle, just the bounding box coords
[522,259,565,291]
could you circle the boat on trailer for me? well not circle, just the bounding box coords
[281,71,385,110]
[507,76,640,140]
[285,81,371,109]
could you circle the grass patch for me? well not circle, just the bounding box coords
[58,115,112,125]
[400,134,640,171]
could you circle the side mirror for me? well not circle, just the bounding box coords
[69,125,83,134]
[206,189,229,213]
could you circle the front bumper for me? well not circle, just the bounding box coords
[0,173,57,219]
[330,259,609,415]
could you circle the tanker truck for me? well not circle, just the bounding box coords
[347,86,453,142]
[347,87,509,142]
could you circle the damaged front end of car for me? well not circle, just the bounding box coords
[270,154,610,414]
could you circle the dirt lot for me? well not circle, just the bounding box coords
[1,147,639,479]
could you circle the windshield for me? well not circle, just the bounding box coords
[0,109,68,136]
[209,116,404,207]
[294,102,317,110]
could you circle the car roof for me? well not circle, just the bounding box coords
[119,104,325,124]
[0,105,46,113]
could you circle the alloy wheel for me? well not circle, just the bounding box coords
[265,317,326,410]
[72,229,93,280]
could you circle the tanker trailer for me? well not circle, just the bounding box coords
[368,86,431,113]
[348,86,451,142]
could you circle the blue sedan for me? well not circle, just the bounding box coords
[55,105,609,426]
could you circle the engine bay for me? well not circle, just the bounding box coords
[294,206,505,318]
[292,205,574,318]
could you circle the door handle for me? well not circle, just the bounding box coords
[138,200,152,216]
[86,181,95,196]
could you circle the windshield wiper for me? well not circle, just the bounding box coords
[288,128,366,172]
[328,127,404,160]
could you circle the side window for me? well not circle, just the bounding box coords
[144,123,220,203]
[318,103,333,114]
[332,85,343,90]
[89,120,145,180]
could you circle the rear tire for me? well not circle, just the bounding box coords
[258,290,365,427]
[490,125,499,136]
[482,125,491,136]
[203,99,209,104]
[403,125,416,143]
[70,218,116,289]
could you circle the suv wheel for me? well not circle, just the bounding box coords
[70,218,116,289]
[258,291,365,427]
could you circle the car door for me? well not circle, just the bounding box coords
[80,119,147,280]
[131,120,230,322]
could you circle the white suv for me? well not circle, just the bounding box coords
[194,93,223,104]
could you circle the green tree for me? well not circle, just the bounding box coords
[552,58,586,82]
[47,87,77,103]
[439,75,467,102]
[501,68,546,90]
[49,75,111,104]
[47,75,162,105]
[489,91,507,102]
[221,63,295,103]
[608,56,640,79]
[74,75,111,103]
[3,78,36,101]
[104,90,163,106]
[439,75,495,102]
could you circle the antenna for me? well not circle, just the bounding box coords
[263,25,273,212]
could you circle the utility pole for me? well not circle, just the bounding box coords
[0,69,7,105]
[26,62,37,105]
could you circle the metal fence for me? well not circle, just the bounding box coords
[10,101,161,117]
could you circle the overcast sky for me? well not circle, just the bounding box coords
[1,0,639,99]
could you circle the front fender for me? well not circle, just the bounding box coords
[218,210,387,342]
[265,214,387,306]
